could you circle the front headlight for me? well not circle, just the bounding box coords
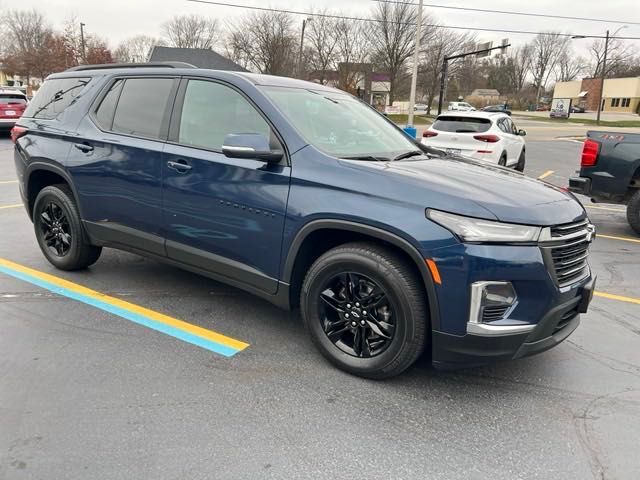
[426,209,541,243]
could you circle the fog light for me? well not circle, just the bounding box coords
[469,281,517,324]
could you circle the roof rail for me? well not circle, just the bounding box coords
[65,61,197,72]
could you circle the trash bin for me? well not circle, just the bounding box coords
[403,125,417,139]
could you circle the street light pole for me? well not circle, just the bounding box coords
[80,22,87,64]
[407,0,423,128]
[596,30,609,126]
[297,18,311,79]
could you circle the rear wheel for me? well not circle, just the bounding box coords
[626,190,640,235]
[515,149,526,172]
[300,242,428,379]
[498,153,507,167]
[33,185,102,270]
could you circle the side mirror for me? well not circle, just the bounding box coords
[518,129,527,136]
[222,133,283,163]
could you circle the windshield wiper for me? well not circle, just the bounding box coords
[340,155,390,162]
[393,150,423,161]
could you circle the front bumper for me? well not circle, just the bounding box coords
[432,275,595,369]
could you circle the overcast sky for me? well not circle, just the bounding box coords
[3,0,639,58]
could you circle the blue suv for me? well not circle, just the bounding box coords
[12,63,596,378]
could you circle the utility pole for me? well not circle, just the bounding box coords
[596,30,609,126]
[297,18,311,79]
[80,22,87,64]
[406,0,423,129]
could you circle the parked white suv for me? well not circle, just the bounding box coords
[421,112,526,171]
[447,101,476,112]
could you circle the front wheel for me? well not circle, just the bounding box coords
[300,242,428,379]
[627,190,640,235]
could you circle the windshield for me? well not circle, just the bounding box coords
[261,86,418,159]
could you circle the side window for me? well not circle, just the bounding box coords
[23,77,91,120]
[497,119,508,133]
[178,80,272,151]
[94,79,124,130]
[111,78,174,139]
[506,118,517,134]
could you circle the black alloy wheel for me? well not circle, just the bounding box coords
[39,201,72,257]
[318,272,396,358]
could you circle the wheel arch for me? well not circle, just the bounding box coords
[282,219,440,330]
[25,163,81,221]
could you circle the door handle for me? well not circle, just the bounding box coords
[74,142,94,153]
[167,159,192,173]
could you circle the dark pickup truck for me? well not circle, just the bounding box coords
[569,131,640,234]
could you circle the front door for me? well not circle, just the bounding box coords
[162,79,291,294]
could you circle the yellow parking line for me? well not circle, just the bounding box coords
[0,257,249,356]
[538,170,554,179]
[597,233,640,244]
[594,291,640,306]
[0,204,22,210]
[0,180,18,184]
[585,205,625,213]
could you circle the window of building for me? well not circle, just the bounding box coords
[611,98,620,107]
[178,80,272,151]
[111,78,175,139]
[622,98,631,108]
[23,77,91,120]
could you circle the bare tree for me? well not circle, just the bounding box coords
[333,18,371,92]
[227,11,297,76]
[556,50,586,82]
[115,35,165,63]
[305,12,338,83]
[530,32,569,103]
[588,36,635,78]
[163,14,220,49]
[370,0,419,105]
[418,27,475,113]
[1,9,52,82]
[505,45,532,93]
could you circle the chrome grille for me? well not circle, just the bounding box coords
[540,219,594,288]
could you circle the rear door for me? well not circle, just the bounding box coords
[68,76,178,255]
[162,78,291,294]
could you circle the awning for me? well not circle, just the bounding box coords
[578,91,588,97]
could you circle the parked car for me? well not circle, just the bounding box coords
[413,103,428,112]
[482,104,512,116]
[536,105,550,111]
[447,101,476,112]
[12,63,595,378]
[421,112,527,171]
[0,88,28,132]
[570,105,586,113]
[569,131,640,234]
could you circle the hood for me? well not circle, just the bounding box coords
[354,155,586,226]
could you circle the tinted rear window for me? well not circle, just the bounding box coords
[432,116,491,133]
[0,94,27,105]
[23,78,91,119]
[111,78,174,139]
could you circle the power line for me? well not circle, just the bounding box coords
[371,0,640,26]
[186,0,640,40]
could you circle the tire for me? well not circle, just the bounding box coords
[33,184,102,270]
[626,190,640,235]
[498,153,507,167]
[515,149,526,172]
[300,242,428,379]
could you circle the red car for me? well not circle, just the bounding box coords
[0,89,28,132]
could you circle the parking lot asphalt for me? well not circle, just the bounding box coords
[1,134,639,480]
